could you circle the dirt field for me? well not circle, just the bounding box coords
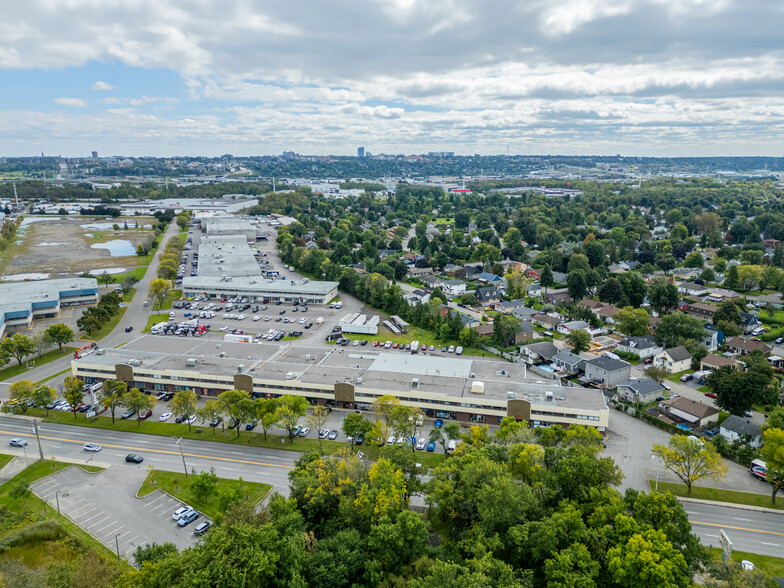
[0,215,156,280]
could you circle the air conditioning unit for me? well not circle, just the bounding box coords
[236,364,244,373]
[411,378,419,388]
[185,358,197,367]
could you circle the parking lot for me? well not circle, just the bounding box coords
[31,464,202,560]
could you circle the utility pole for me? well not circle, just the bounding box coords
[175,437,188,478]
[32,420,44,460]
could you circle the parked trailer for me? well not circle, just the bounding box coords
[750,459,767,481]
[224,333,253,343]
[410,340,419,353]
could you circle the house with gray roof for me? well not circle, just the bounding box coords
[615,336,662,359]
[520,341,559,364]
[583,355,631,387]
[653,346,692,373]
[616,378,665,404]
[552,349,585,374]
[719,415,763,448]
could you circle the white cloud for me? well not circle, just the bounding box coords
[91,80,113,91]
[53,97,85,107]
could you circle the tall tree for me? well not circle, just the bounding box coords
[539,264,554,293]
[32,385,56,416]
[565,330,591,353]
[652,436,727,493]
[566,270,587,301]
[101,379,128,423]
[171,389,198,432]
[275,394,309,441]
[307,405,330,449]
[9,380,35,411]
[615,307,651,337]
[63,375,85,419]
[760,428,784,505]
[149,278,172,311]
[254,397,280,441]
[647,278,679,315]
[342,413,373,451]
[653,312,705,348]
[218,389,252,438]
[45,323,75,351]
[124,387,154,426]
[0,334,36,367]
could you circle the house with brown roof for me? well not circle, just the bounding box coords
[684,302,716,321]
[596,305,621,323]
[725,337,771,357]
[579,299,604,310]
[532,314,561,329]
[543,291,572,305]
[700,354,741,371]
[660,397,720,428]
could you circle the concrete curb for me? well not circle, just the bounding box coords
[676,495,784,515]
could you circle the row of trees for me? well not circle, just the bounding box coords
[0,323,74,369]
[76,291,122,337]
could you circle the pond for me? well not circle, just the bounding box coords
[91,240,136,257]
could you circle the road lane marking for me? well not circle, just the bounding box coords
[734,518,751,522]
[760,542,780,547]
[690,521,784,538]
[1,429,295,470]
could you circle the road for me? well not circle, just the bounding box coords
[0,414,296,495]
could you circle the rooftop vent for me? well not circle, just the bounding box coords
[545,390,554,401]
[356,377,363,385]
[185,358,197,367]
[507,391,516,400]
[237,364,244,373]
[411,378,419,389]
[95,349,105,355]
[218,351,227,358]
[471,381,485,394]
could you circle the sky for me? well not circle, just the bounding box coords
[0,0,783,158]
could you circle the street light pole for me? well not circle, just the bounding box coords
[175,437,188,478]
[33,420,44,460]
[115,533,121,561]
[22,445,27,466]
[55,490,60,515]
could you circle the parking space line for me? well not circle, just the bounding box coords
[94,520,118,534]
[70,504,93,516]
[102,526,125,539]
[82,512,107,525]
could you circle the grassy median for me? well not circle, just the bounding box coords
[654,480,782,510]
[138,468,272,520]
[25,408,447,468]
[708,547,784,579]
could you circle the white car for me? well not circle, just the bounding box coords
[387,435,396,445]
[187,415,197,424]
[299,317,306,324]
[264,316,272,321]
[253,315,261,321]
[238,314,247,320]
[172,506,192,520]
[83,443,102,452]
[416,438,427,450]
[352,340,359,346]
[159,412,173,421]
[219,326,228,332]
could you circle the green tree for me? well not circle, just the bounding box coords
[644,366,669,384]
[32,385,56,416]
[191,467,218,500]
[275,394,309,441]
[31,331,50,358]
[0,333,36,367]
[760,427,784,505]
[723,264,740,290]
[76,313,102,336]
[9,380,35,411]
[429,422,461,455]
[566,270,587,301]
[648,277,679,315]
[101,379,128,423]
[218,389,252,438]
[124,387,154,426]
[615,306,651,337]
[683,252,704,268]
[707,354,775,416]
[652,436,728,493]
[171,389,198,432]
[492,314,521,347]
[565,330,591,353]
[539,264,554,293]
[307,405,330,449]
[653,311,706,348]
[544,543,600,587]
[63,375,84,419]
[607,525,689,588]
[197,399,224,435]
[9,479,31,505]
[712,301,741,326]
[342,412,373,451]
[45,323,75,351]
[655,253,677,274]
[149,277,172,311]
[254,397,280,441]
[132,542,178,568]
[368,510,430,573]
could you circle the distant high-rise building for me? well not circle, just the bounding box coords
[357,146,365,158]
[91,151,98,160]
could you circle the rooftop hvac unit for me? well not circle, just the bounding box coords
[129,358,141,366]
[471,381,485,394]
[286,372,295,380]
[185,358,197,367]
[237,364,245,373]
[546,390,554,401]
[95,349,105,355]
[507,391,516,400]
[411,378,419,388]
[356,377,363,385]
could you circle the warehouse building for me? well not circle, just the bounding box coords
[0,278,98,338]
[182,276,338,305]
[120,197,257,216]
[201,217,258,241]
[197,235,261,278]
[71,336,609,429]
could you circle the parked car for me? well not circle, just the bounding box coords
[298,427,311,437]
[679,374,693,382]
[209,417,223,427]
[434,419,443,428]
[328,430,339,440]
[125,454,143,464]
[426,441,436,452]
[125,326,133,332]
[178,510,200,526]
[245,420,258,430]
[121,409,135,419]
[319,428,329,439]
[139,409,153,420]
[704,392,718,399]
[159,412,173,421]
[194,521,212,536]
[172,506,192,520]
[416,438,427,450]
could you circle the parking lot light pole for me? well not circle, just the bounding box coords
[175,437,188,478]
[33,420,44,460]
[55,490,60,515]
[115,533,121,561]
[22,445,27,466]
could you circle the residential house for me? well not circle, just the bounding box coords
[527,283,543,298]
[442,280,466,298]
[596,305,621,324]
[659,397,720,428]
[512,306,540,321]
[706,288,741,303]
[615,336,663,359]
[551,349,585,374]
[443,263,462,277]
[678,281,709,297]
[579,299,605,311]
[520,341,559,364]
[763,238,780,250]
[740,312,761,334]
[700,353,741,371]
[583,355,632,387]
[653,346,692,373]
[494,299,528,314]
[474,324,495,338]
[477,272,503,284]
[616,378,665,404]
[419,274,444,289]
[557,320,591,335]
[719,415,763,448]
[403,289,430,307]
[463,264,483,279]
[451,311,480,329]
[476,286,502,306]
[407,267,431,277]
[551,271,568,284]
[517,321,535,344]
[501,259,525,272]
[524,268,543,281]
[532,314,561,330]
[684,302,716,321]
[543,291,572,305]
[702,326,723,352]
[725,337,771,357]
[751,293,784,309]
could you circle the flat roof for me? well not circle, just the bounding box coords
[182,276,338,295]
[76,335,607,410]
[197,235,261,278]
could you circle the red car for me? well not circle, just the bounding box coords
[704,392,718,399]
[139,409,153,420]
[373,341,380,347]
[392,343,399,349]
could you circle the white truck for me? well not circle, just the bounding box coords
[410,340,419,353]
[316,317,324,325]
[224,333,253,343]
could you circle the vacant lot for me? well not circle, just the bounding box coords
[1,216,156,280]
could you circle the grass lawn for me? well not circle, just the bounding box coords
[0,454,13,470]
[137,469,271,520]
[30,408,446,467]
[143,313,171,332]
[0,346,77,382]
[81,307,127,342]
[110,265,149,285]
[665,369,693,383]
[122,288,136,303]
[708,547,784,578]
[0,458,131,574]
[655,480,781,510]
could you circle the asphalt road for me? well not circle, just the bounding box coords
[0,414,296,495]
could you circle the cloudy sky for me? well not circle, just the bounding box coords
[1,0,782,157]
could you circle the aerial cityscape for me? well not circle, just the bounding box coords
[1,1,784,587]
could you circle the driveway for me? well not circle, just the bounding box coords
[31,463,201,561]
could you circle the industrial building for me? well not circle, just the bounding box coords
[201,217,258,241]
[339,313,380,335]
[71,335,609,429]
[182,276,338,305]
[0,278,98,338]
[120,197,257,216]
[197,235,261,278]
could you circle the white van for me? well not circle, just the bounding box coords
[455,346,463,355]
[447,440,458,453]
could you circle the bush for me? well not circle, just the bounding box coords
[0,519,63,552]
